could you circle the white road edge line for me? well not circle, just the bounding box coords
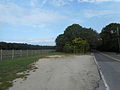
[92,53,110,90]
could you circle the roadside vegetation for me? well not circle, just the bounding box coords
[56,24,100,53]
[56,23,120,53]
[63,37,89,53]
[0,52,64,90]
[99,23,120,52]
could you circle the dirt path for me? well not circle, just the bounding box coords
[9,55,100,90]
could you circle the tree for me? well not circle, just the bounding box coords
[64,24,100,49]
[63,43,73,53]
[55,34,69,52]
[72,38,89,53]
[100,23,120,52]
[55,24,99,52]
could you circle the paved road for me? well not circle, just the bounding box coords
[94,52,120,90]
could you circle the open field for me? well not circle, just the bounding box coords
[0,52,64,90]
[9,55,100,90]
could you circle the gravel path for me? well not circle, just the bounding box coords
[9,55,100,90]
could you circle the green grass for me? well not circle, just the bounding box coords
[0,52,64,90]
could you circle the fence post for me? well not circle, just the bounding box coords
[20,50,22,57]
[12,49,14,59]
[1,49,2,60]
[27,50,28,57]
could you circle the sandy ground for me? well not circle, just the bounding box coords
[9,55,100,90]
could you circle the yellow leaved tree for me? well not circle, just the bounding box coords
[72,37,89,53]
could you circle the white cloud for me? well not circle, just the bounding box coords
[51,0,69,6]
[84,9,120,18]
[41,0,48,7]
[46,0,120,7]
[0,2,66,27]
[30,0,38,7]
[46,0,74,6]
[78,0,120,3]
[29,0,74,7]
[84,10,111,17]
[41,0,120,6]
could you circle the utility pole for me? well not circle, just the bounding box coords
[117,27,120,52]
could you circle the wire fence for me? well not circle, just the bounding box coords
[0,49,55,60]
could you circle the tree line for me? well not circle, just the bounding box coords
[0,42,55,50]
[55,23,120,53]
[55,24,100,53]
[1,23,120,52]
[99,23,120,52]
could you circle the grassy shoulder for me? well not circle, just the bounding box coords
[0,52,64,90]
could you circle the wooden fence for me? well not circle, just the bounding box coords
[0,49,55,60]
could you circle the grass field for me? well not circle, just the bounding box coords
[0,52,64,90]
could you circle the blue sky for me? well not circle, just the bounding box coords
[0,0,120,45]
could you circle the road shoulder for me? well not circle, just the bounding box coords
[92,53,108,90]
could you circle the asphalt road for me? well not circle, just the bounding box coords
[94,52,120,90]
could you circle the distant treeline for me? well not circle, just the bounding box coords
[0,42,55,50]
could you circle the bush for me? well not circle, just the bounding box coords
[63,43,73,53]
[72,38,89,53]
[63,38,89,53]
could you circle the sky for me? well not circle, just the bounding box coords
[0,0,120,45]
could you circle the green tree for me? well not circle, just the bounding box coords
[100,23,120,52]
[55,24,99,52]
[55,34,69,52]
[72,38,89,53]
[63,43,73,53]
[64,24,100,49]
